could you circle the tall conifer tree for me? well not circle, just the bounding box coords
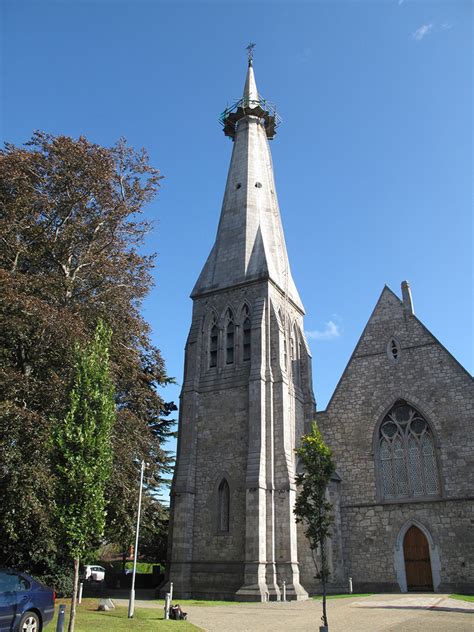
[53,320,115,632]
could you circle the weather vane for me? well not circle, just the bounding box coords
[246,42,256,64]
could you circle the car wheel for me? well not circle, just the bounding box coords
[18,611,40,632]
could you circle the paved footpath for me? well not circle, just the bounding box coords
[113,593,473,631]
[182,594,474,632]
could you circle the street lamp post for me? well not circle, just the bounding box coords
[128,459,145,618]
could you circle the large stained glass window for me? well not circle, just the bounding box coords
[378,401,440,499]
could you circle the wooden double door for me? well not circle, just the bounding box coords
[403,525,433,591]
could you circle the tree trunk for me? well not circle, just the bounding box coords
[68,557,80,632]
[321,539,328,629]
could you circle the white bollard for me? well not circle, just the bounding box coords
[128,590,135,618]
[164,592,171,620]
[349,576,353,594]
[169,581,173,603]
[282,580,286,602]
[78,582,83,604]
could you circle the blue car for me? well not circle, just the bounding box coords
[0,570,55,632]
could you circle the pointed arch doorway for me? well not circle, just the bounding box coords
[403,525,433,591]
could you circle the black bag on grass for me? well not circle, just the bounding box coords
[170,604,188,620]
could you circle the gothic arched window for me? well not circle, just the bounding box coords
[218,479,230,532]
[225,309,235,365]
[209,317,218,368]
[292,325,301,386]
[378,400,440,500]
[242,305,251,362]
[278,309,288,370]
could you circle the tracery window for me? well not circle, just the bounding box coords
[242,305,251,362]
[218,479,230,532]
[387,337,400,362]
[378,401,440,500]
[209,318,218,368]
[225,309,235,365]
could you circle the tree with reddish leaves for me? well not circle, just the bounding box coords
[0,132,175,591]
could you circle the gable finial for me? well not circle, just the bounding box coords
[246,42,256,66]
[401,280,415,316]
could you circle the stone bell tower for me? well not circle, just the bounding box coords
[167,52,315,601]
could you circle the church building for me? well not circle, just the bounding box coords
[166,55,473,599]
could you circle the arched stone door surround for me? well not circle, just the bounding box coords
[394,519,441,592]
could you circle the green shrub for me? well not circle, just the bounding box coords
[32,564,74,597]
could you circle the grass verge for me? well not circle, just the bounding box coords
[312,593,373,600]
[44,599,203,631]
[167,599,244,607]
[449,594,474,603]
[124,562,157,574]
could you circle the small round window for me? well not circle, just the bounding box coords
[387,337,400,362]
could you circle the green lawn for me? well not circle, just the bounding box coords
[124,562,157,574]
[449,594,474,603]
[312,593,373,600]
[167,599,243,607]
[106,561,158,574]
[165,595,375,606]
[44,600,202,631]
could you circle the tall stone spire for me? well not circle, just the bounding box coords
[192,61,303,312]
[166,53,314,604]
[243,58,259,104]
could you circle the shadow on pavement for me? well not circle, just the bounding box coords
[354,604,474,614]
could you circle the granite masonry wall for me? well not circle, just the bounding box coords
[167,279,317,599]
[317,286,474,593]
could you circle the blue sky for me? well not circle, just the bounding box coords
[2,1,472,473]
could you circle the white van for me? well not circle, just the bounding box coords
[84,565,106,582]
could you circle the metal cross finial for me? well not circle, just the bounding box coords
[246,42,256,65]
